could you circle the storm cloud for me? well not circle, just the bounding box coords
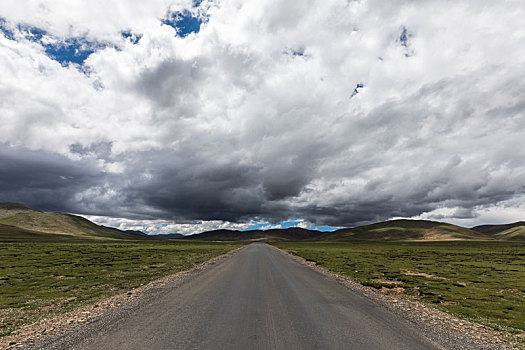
[0,0,524,233]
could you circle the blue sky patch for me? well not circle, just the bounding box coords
[309,225,340,232]
[192,0,204,7]
[122,31,142,44]
[350,83,364,98]
[289,47,305,56]
[43,38,103,66]
[18,24,46,42]
[284,46,309,59]
[280,220,305,229]
[1,21,107,66]
[399,27,409,47]
[399,26,414,57]
[242,219,339,232]
[0,18,15,40]
[162,10,204,37]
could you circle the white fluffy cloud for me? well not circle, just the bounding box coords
[1,0,524,234]
[84,215,252,235]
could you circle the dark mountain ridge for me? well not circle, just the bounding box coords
[152,233,186,239]
[185,227,325,242]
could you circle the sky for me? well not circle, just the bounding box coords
[0,0,524,235]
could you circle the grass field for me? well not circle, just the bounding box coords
[0,240,242,337]
[274,241,525,334]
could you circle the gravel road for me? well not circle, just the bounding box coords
[25,242,450,350]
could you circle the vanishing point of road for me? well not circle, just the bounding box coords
[29,243,443,350]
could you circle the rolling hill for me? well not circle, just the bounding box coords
[318,219,489,241]
[0,203,150,241]
[0,202,39,218]
[472,221,525,240]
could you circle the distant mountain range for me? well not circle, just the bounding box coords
[181,219,525,242]
[184,227,325,241]
[1,202,524,242]
[152,233,186,239]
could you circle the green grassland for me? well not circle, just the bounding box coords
[275,241,525,334]
[0,240,241,337]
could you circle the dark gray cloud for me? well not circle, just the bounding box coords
[0,146,105,213]
[0,0,524,233]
